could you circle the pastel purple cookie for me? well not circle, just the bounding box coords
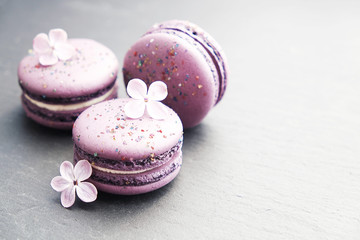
[72,98,183,195]
[18,29,119,130]
[123,20,228,128]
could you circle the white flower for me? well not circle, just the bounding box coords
[51,160,97,208]
[33,28,74,66]
[124,78,168,119]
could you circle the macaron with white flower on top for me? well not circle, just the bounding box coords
[72,79,183,195]
[123,20,229,129]
[18,28,119,129]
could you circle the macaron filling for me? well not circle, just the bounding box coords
[22,95,79,122]
[21,83,118,123]
[19,78,117,104]
[23,83,117,112]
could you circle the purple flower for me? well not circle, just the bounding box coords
[33,28,74,66]
[124,78,168,120]
[51,160,97,208]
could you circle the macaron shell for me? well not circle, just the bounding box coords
[18,38,118,99]
[148,20,228,104]
[73,98,183,160]
[123,32,217,128]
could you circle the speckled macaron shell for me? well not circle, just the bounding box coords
[148,20,228,103]
[18,38,119,129]
[72,98,183,195]
[73,98,183,159]
[18,39,118,99]
[123,20,228,128]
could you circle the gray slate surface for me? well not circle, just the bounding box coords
[1,0,360,239]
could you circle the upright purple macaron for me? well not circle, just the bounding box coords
[72,96,183,195]
[18,29,119,129]
[123,20,228,128]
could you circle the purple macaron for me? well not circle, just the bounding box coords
[18,29,119,129]
[72,83,183,195]
[123,20,228,128]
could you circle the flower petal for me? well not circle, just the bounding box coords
[51,176,71,192]
[77,182,97,203]
[74,160,92,182]
[39,52,58,66]
[124,99,146,119]
[148,81,168,101]
[127,78,147,100]
[33,33,50,53]
[49,28,67,45]
[54,43,74,61]
[60,186,76,208]
[60,161,75,182]
[147,101,168,120]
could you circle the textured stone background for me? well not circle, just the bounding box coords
[1,0,360,239]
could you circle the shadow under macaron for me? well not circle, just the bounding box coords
[182,123,210,154]
[9,106,74,155]
[19,108,72,137]
[73,179,176,216]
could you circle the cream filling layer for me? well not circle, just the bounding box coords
[91,164,152,175]
[24,85,116,112]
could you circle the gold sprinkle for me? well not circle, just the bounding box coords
[197,84,203,89]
